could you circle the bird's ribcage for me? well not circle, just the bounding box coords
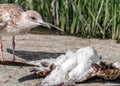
[97,68,120,80]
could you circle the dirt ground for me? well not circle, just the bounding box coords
[0,34,120,86]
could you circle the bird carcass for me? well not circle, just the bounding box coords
[30,47,120,86]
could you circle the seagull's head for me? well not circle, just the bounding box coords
[24,10,50,29]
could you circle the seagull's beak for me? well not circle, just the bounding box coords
[38,20,51,29]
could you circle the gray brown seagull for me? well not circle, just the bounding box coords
[0,4,50,62]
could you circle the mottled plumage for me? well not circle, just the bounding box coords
[0,4,50,61]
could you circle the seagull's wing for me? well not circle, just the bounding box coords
[0,4,23,27]
[0,4,23,12]
[0,22,7,30]
[0,4,23,18]
[0,9,9,30]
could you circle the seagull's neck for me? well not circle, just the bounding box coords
[21,12,27,24]
[17,13,31,29]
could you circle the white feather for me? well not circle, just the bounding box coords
[38,47,101,85]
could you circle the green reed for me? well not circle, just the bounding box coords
[0,0,120,42]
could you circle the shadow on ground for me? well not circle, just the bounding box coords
[7,48,63,61]
[0,60,38,67]
[18,73,42,83]
[77,76,120,84]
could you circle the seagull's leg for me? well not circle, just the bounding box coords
[0,37,4,62]
[12,36,16,62]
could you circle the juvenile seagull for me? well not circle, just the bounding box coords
[0,4,50,62]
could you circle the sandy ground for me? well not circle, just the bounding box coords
[0,34,120,86]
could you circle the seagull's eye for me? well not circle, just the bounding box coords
[31,17,36,20]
